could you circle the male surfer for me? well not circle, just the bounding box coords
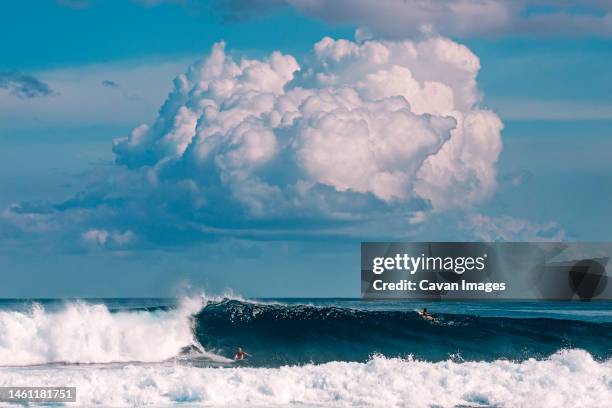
[234,347,251,361]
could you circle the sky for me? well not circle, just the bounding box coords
[1,0,611,297]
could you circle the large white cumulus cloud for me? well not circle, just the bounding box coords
[113,36,503,221]
[0,35,508,249]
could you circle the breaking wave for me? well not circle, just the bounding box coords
[0,296,229,366]
[1,297,612,367]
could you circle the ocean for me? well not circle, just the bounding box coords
[0,296,611,407]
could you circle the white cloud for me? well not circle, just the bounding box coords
[3,35,511,246]
[114,36,502,219]
[82,229,109,245]
[82,229,135,248]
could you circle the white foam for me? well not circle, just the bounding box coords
[0,349,609,407]
[0,297,211,366]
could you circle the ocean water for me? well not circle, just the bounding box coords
[0,296,611,407]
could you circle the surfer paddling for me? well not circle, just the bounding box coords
[234,347,251,361]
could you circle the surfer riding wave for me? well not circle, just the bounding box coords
[234,347,251,361]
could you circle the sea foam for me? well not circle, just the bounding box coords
[0,297,208,365]
[0,349,609,407]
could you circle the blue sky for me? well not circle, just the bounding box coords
[1,0,611,297]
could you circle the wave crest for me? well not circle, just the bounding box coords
[0,297,205,366]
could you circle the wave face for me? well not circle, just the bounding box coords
[194,299,612,366]
[0,350,610,407]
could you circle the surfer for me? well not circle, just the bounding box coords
[234,347,251,361]
[420,308,434,321]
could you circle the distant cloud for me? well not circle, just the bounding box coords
[81,228,135,249]
[214,0,612,39]
[55,0,612,39]
[0,72,55,99]
[461,213,565,241]
[101,78,143,102]
[101,79,120,89]
[500,170,534,187]
[0,59,188,132]
[54,0,612,38]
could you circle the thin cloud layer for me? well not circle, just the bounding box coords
[218,0,612,38]
[55,1,612,39]
[462,213,565,242]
